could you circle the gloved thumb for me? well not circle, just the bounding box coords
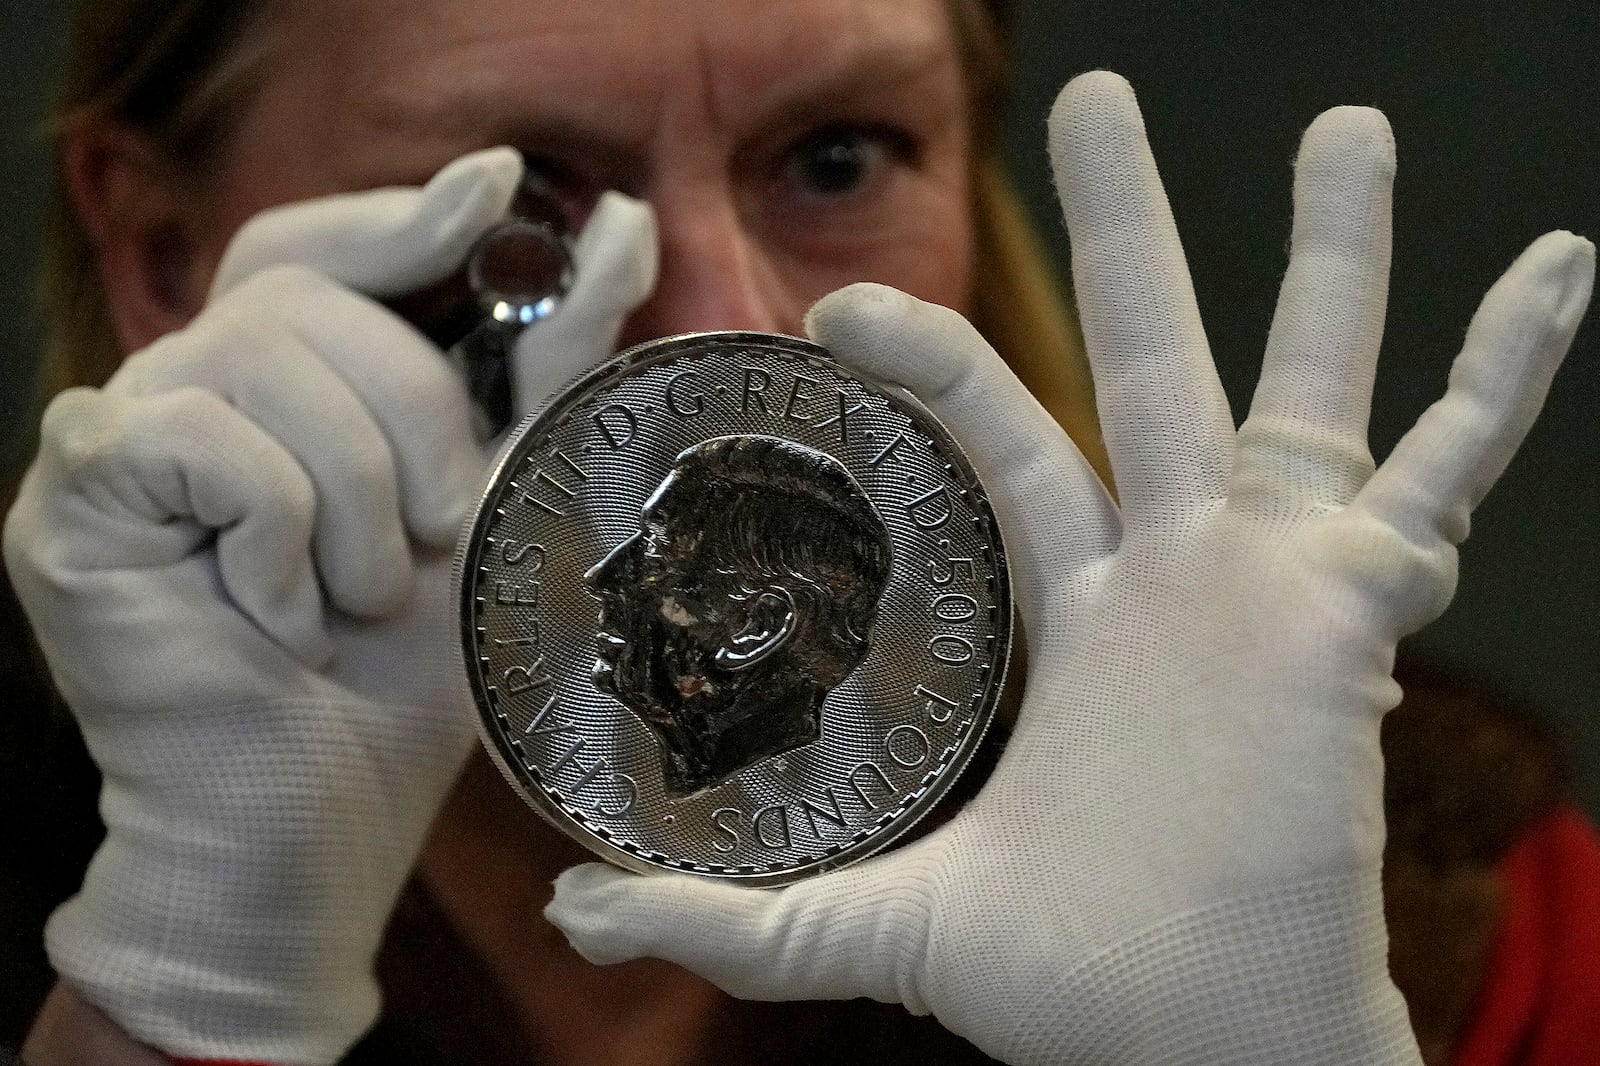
[546,853,942,1012]
[807,282,1118,610]
[208,146,524,300]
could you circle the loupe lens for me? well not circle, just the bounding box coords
[467,218,575,325]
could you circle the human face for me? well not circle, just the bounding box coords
[585,475,727,721]
[186,0,976,346]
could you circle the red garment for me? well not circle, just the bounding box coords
[1453,807,1600,1066]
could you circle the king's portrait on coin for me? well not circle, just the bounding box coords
[585,434,894,796]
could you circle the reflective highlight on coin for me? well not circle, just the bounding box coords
[457,332,1011,886]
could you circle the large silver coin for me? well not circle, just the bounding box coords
[457,332,1011,887]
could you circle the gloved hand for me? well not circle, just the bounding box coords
[4,148,657,1063]
[545,72,1594,1064]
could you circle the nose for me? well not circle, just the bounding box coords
[585,531,641,593]
[619,189,797,347]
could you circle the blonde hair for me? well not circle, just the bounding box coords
[946,0,1110,482]
[36,0,1108,482]
[39,0,274,397]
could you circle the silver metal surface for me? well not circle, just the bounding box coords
[466,216,574,326]
[457,332,1012,886]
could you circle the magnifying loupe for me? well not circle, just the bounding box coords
[445,167,576,435]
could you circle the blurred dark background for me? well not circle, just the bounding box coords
[1,0,1596,821]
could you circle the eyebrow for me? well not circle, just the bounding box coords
[704,25,957,132]
[356,49,653,171]
[359,18,956,176]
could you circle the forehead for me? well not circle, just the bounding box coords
[331,0,955,74]
[230,0,965,205]
[277,0,955,138]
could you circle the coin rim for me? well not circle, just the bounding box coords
[454,330,1013,887]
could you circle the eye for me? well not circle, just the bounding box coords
[516,151,602,233]
[641,522,670,559]
[782,123,916,201]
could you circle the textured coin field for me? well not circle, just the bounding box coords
[458,332,1011,886]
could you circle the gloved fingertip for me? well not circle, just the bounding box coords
[807,283,979,397]
[1046,71,1160,217]
[1493,231,1596,330]
[412,501,471,553]
[211,146,528,301]
[1049,69,1139,136]
[550,861,634,908]
[1533,230,1596,306]
[546,864,648,963]
[1554,235,1596,326]
[429,145,524,205]
[572,191,660,299]
[804,281,908,338]
[408,450,486,550]
[1057,68,1135,107]
[577,191,657,251]
[408,146,525,277]
[1298,106,1395,175]
[1303,105,1393,142]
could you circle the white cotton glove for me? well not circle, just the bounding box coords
[545,72,1594,1064]
[4,149,656,1064]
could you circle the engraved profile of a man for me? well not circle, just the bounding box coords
[585,435,893,796]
